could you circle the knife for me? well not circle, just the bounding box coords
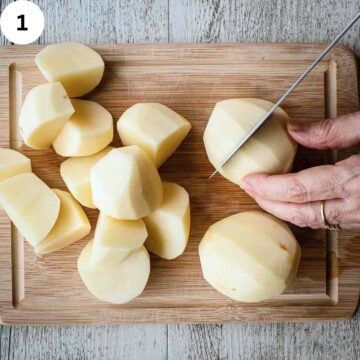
[209,12,360,179]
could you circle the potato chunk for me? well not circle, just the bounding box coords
[0,173,60,247]
[78,241,150,304]
[199,211,301,302]
[36,42,105,97]
[35,189,91,255]
[203,99,297,186]
[19,83,74,150]
[0,148,32,210]
[53,99,113,157]
[91,146,163,220]
[0,149,31,181]
[60,147,113,208]
[144,182,190,259]
[117,103,191,167]
[91,214,147,264]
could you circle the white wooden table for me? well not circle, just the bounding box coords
[0,1,359,359]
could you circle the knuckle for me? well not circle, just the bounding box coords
[289,209,309,227]
[286,179,308,202]
[316,119,335,146]
[320,176,337,197]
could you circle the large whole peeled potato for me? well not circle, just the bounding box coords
[78,240,150,304]
[35,189,91,255]
[144,182,190,260]
[53,99,113,157]
[203,99,297,186]
[36,42,105,97]
[19,82,74,150]
[90,146,163,220]
[199,211,301,302]
[0,173,60,247]
[117,103,191,167]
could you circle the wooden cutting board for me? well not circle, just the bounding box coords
[0,44,359,324]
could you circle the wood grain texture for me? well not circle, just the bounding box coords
[0,0,359,358]
[169,310,360,360]
[0,44,358,325]
[169,0,360,57]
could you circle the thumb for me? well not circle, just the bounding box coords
[287,111,360,150]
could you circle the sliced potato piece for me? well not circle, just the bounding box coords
[53,99,113,157]
[0,173,60,247]
[35,42,105,97]
[144,182,190,259]
[35,189,91,255]
[19,82,74,150]
[60,147,112,208]
[0,148,32,210]
[117,103,191,167]
[0,148,32,181]
[91,146,163,220]
[91,213,147,264]
[203,98,297,186]
[78,241,150,304]
[199,211,301,302]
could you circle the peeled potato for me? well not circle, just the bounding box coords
[19,82,74,150]
[199,211,301,302]
[91,213,147,264]
[60,147,112,208]
[53,99,113,157]
[78,241,150,304]
[204,99,297,186]
[144,182,190,259]
[0,149,32,182]
[0,173,60,247]
[117,103,191,167]
[91,146,163,220]
[0,149,32,210]
[35,189,91,255]
[35,42,105,97]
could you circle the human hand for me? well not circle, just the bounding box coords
[241,111,360,229]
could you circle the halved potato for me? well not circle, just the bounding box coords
[78,241,150,304]
[36,42,105,97]
[19,82,74,150]
[144,182,190,259]
[91,146,162,220]
[53,99,113,157]
[91,213,147,263]
[0,173,60,247]
[60,147,113,208]
[117,103,191,167]
[35,189,91,255]
[203,99,297,186]
[199,211,301,302]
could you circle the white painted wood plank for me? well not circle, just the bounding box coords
[169,0,360,56]
[0,325,10,360]
[0,0,12,45]
[7,325,167,360]
[168,311,360,359]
